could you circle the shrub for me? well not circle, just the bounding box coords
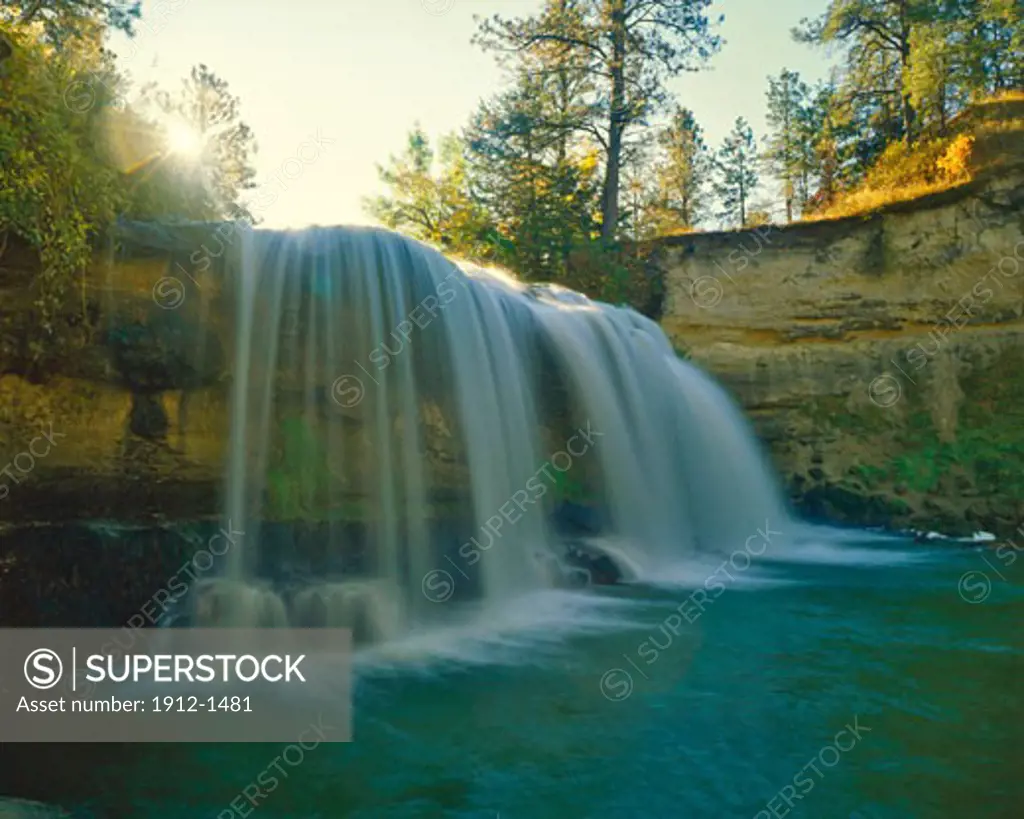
[936,134,975,180]
[0,21,125,356]
[862,137,950,190]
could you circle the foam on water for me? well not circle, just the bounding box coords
[192,224,800,644]
[353,589,650,675]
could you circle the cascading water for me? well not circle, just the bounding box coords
[191,224,789,642]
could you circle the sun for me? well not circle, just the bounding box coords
[164,119,204,159]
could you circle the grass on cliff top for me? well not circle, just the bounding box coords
[807,91,1024,223]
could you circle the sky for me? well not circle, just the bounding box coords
[109,0,836,228]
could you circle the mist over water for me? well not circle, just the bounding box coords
[193,224,791,644]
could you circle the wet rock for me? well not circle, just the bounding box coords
[106,313,223,394]
[552,501,606,537]
[128,392,169,439]
[560,540,622,585]
[796,483,911,528]
[0,798,69,818]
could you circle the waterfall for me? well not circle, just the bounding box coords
[191,225,789,641]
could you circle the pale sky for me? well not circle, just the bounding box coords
[109,0,834,227]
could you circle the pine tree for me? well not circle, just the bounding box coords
[464,72,601,277]
[764,69,813,222]
[713,117,759,229]
[646,106,709,233]
[475,0,722,241]
[148,64,258,220]
[794,0,933,144]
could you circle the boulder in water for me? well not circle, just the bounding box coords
[552,501,606,537]
[559,540,623,585]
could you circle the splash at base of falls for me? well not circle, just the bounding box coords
[191,225,790,643]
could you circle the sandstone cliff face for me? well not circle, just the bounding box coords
[4,158,1022,543]
[0,225,468,527]
[655,167,1024,536]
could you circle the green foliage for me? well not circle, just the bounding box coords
[138,64,258,221]
[848,383,1024,500]
[0,20,123,353]
[1,0,141,47]
[474,0,723,241]
[463,72,606,279]
[850,463,889,488]
[713,117,760,228]
[370,0,1018,274]
[365,127,493,257]
[794,0,1021,187]
[265,415,332,520]
[645,106,710,234]
[763,69,818,221]
[0,12,259,363]
[866,137,951,189]
[547,464,592,505]
[884,424,1024,496]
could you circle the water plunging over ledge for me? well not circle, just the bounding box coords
[188,224,788,642]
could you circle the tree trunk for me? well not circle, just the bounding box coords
[600,0,626,242]
[902,90,915,143]
[739,162,747,228]
[899,0,916,142]
[555,0,569,166]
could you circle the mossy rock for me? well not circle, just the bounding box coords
[796,482,911,527]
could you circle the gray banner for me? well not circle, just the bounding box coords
[0,629,351,742]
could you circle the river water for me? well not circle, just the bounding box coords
[4,526,1020,819]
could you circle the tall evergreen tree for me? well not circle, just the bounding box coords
[795,0,1021,156]
[646,106,709,233]
[795,0,933,143]
[464,73,601,277]
[475,0,722,241]
[713,117,759,228]
[764,69,813,222]
[146,64,258,220]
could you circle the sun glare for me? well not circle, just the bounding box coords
[165,119,204,159]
